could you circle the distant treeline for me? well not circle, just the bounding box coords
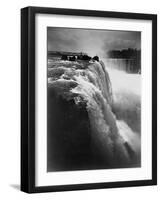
[108,48,141,73]
[48,51,88,57]
[61,54,99,62]
[48,51,99,62]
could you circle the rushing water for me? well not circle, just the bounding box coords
[48,59,141,170]
[103,58,140,73]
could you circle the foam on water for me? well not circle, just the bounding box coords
[48,59,141,166]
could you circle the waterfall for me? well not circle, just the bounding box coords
[104,58,138,73]
[48,59,141,168]
[70,61,140,166]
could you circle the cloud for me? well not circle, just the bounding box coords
[47,27,141,58]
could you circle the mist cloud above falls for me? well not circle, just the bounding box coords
[48,27,141,58]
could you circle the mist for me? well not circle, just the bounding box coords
[47,27,141,58]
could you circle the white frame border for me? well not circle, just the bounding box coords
[35,14,152,187]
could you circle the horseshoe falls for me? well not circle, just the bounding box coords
[47,59,141,171]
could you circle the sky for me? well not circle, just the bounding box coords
[47,27,141,58]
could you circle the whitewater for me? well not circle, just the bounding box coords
[48,59,141,168]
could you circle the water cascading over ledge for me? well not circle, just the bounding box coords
[47,59,140,171]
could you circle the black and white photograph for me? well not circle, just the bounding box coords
[20,7,157,193]
[47,27,141,172]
